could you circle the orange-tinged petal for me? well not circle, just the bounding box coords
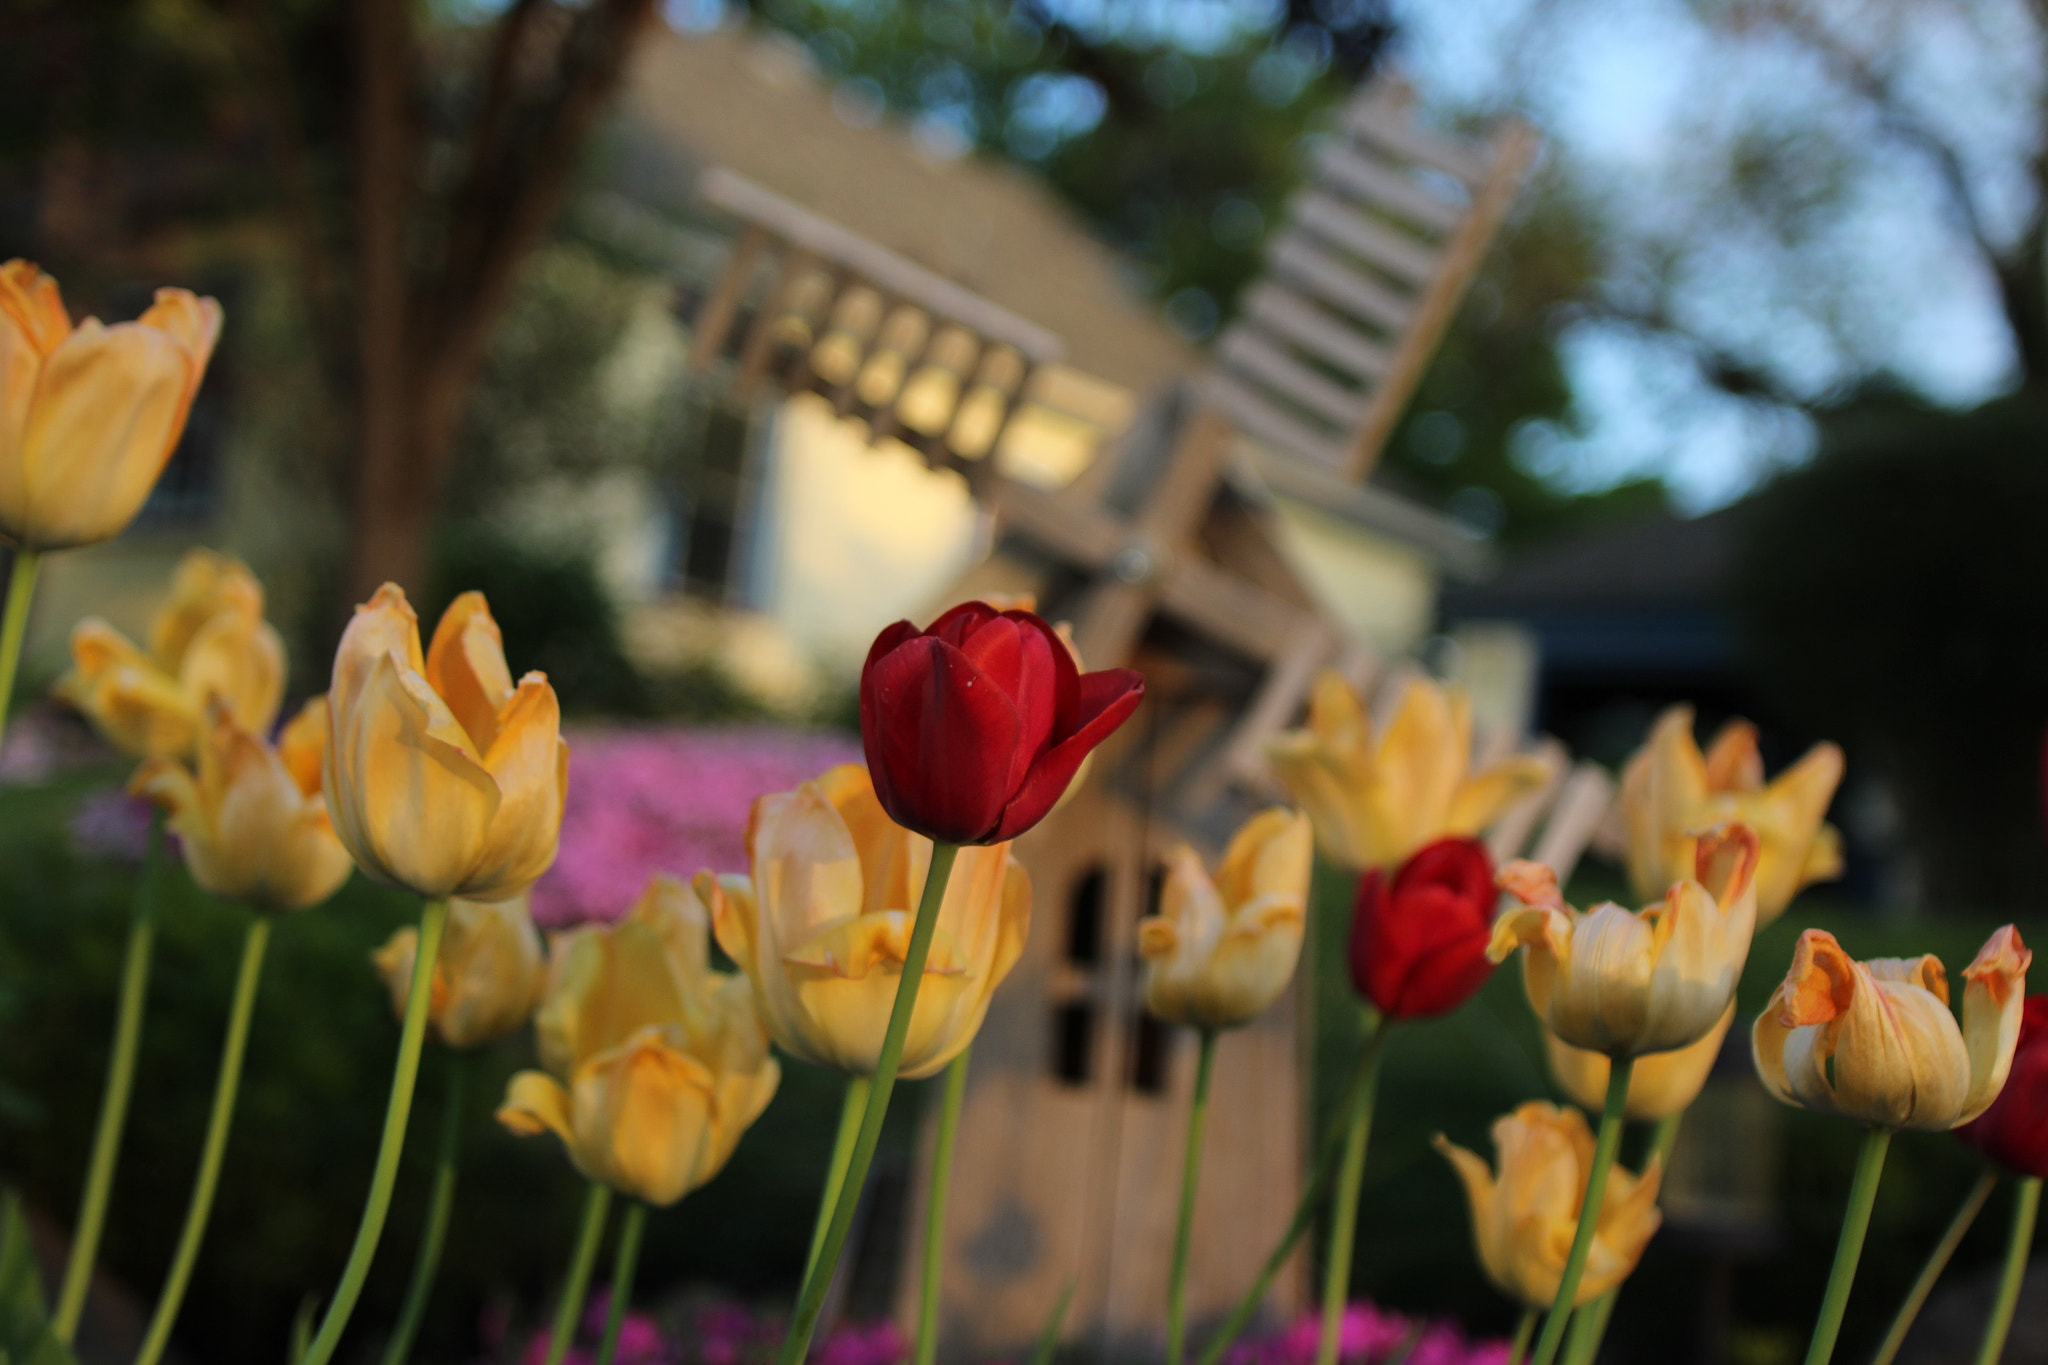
[425,592,515,754]
[465,673,567,900]
[497,1070,576,1145]
[18,319,188,548]
[178,608,286,738]
[150,548,263,673]
[1701,718,1762,793]
[332,651,498,898]
[329,583,424,724]
[1959,926,2032,1123]
[1548,1004,1733,1121]
[278,696,327,797]
[0,262,71,354]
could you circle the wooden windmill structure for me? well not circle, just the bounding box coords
[680,64,1606,1360]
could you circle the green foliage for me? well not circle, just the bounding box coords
[1731,394,2048,907]
[0,1192,75,1365]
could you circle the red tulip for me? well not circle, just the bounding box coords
[1350,836,1497,1020]
[1957,995,2048,1177]
[859,601,1145,845]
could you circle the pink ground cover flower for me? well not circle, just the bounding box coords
[530,725,861,928]
[1225,1302,1507,1365]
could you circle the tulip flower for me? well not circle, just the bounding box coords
[0,261,222,550]
[1548,1004,1734,1123]
[373,893,545,1050]
[1616,705,1843,922]
[1267,670,1554,872]
[1138,808,1312,1031]
[1753,925,2031,1131]
[130,697,351,913]
[1434,1101,1664,1310]
[1350,836,1497,1021]
[1491,823,1759,1058]
[498,874,780,1206]
[859,600,1143,845]
[54,548,285,761]
[324,585,569,902]
[1957,996,2048,1177]
[701,764,1031,1078]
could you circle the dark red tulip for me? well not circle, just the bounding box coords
[1958,995,2048,1177]
[1350,836,1497,1020]
[859,601,1144,845]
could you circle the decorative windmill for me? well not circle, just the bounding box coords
[681,65,1601,1361]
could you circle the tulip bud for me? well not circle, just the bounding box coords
[1958,996,2048,1176]
[131,697,352,913]
[323,585,569,902]
[1754,925,2031,1131]
[497,874,779,1206]
[1435,1102,1663,1310]
[1616,705,1844,923]
[1267,670,1555,872]
[0,262,222,550]
[1491,824,1759,1059]
[1349,836,1497,1021]
[703,764,1031,1079]
[53,548,285,761]
[858,601,1143,845]
[373,893,546,1050]
[1138,808,1311,1031]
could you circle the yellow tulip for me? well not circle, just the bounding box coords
[701,764,1029,1079]
[130,697,352,913]
[1490,823,1759,1058]
[497,875,780,1206]
[324,585,568,902]
[1753,925,2031,1131]
[1137,808,1312,1030]
[1547,1004,1735,1122]
[0,261,222,550]
[373,893,545,1049]
[1618,705,1844,922]
[1435,1101,1664,1310]
[53,549,285,761]
[1266,669,1555,871]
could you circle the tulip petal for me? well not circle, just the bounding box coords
[331,584,425,723]
[20,319,189,547]
[990,664,1144,842]
[1702,719,1762,793]
[425,592,516,754]
[467,674,567,900]
[497,1071,577,1145]
[0,262,70,354]
[179,610,287,739]
[1959,925,2033,1124]
[862,635,1021,843]
[334,652,500,898]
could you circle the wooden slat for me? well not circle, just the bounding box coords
[1157,555,1295,661]
[1072,580,1156,670]
[1202,371,1350,471]
[1313,143,1466,235]
[1291,191,1440,285]
[991,479,1126,570]
[1342,95,1494,187]
[1270,233,1415,334]
[1135,403,1231,543]
[686,223,767,370]
[1182,615,1336,809]
[733,245,814,400]
[1239,283,1393,378]
[1217,329,1367,429]
[1343,120,1540,480]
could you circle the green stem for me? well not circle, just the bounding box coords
[300,898,450,1365]
[545,1182,614,1365]
[1558,1110,1686,1365]
[1974,1174,2040,1365]
[1529,1055,1634,1365]
[1194,1017,1390,1365]
[1802,1126,1893,1365]
[380,1052,470,1365]
[916,1048,972,1365]
[776,841,961,1365]
[807,1076,871,1282]
[594,1201,647,1365]
[1317,1010,1386,1365]
[1870,1167,1999,1365]
[0,546,42,748]
[1506,1309,1538,1365]
[1166,1031,1219,1365]
[54,814,163,1343]
[132,914,271,1365]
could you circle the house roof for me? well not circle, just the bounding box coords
[617,24,1196,396]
